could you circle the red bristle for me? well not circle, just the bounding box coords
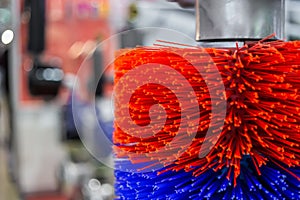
[114,40,300,184]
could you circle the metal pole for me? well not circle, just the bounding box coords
[196,0,285,41]
[9,0,20,186]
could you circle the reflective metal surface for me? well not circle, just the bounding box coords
[196,0,285,41]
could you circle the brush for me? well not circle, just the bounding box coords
[113,39,300,199]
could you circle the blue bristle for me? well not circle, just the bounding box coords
[115,156,299,199]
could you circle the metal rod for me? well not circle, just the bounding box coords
[196,0,285,41]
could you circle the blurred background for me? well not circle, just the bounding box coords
[0,0,299,199]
